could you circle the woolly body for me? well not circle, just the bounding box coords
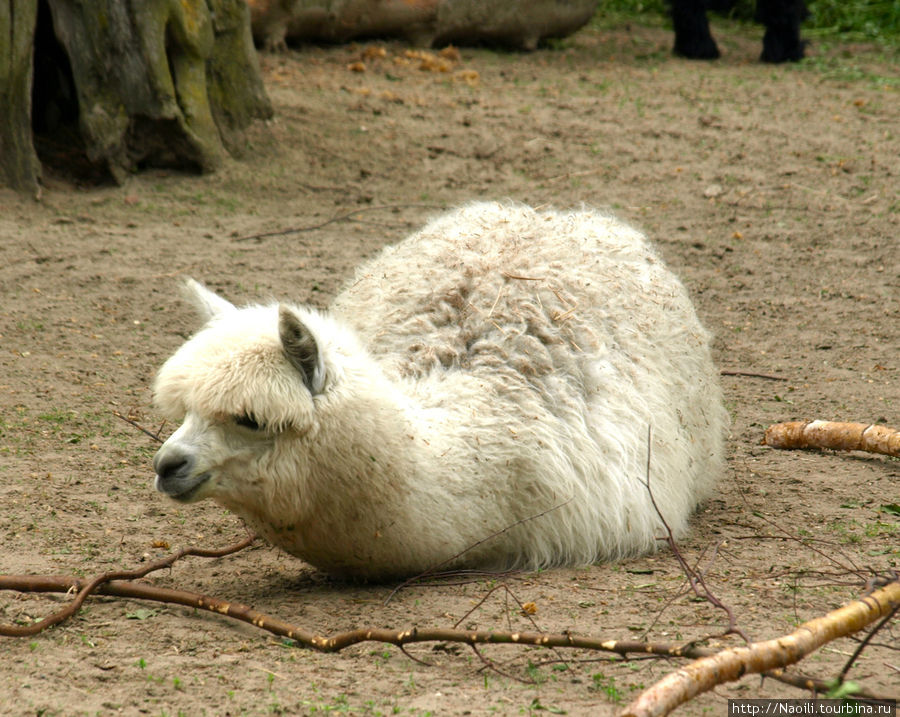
[152,202,727,579]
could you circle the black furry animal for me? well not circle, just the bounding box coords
[671,0,808,62]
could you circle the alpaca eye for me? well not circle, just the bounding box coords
[234,414,263,431]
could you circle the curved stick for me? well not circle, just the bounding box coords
[0,570,691,652]
[0,570,886,698]
[0,534,255,637]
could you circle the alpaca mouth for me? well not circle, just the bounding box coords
[156,472,211,503]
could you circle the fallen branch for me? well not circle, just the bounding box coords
[2,553,892,699]
[0,534,255,637]
[1,571,885,697]
[0,568,693,653]
[620,579,900,717]
[764,420,900,458]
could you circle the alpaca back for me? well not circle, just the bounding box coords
[331,202,727,566]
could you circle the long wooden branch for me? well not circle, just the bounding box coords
[0,569,887,698]
[620,579,900,717]
[0,570,717,653]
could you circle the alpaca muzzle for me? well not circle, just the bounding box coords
[153,446,211,502]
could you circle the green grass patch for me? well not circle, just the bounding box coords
[591,0,900,46]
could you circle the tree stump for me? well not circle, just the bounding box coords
[0,1,42,192]
[0,0,273,194]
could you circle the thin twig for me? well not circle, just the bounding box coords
[112,410,166,444]
[0,571,700,654]
[470,643,536,684]
[640,541,722,639]
[642,426,749,643]
[501,271,545,281]
[234,204,444,242]
[453,584,510,630]
[837,598,900,684]
[383,498,572,605]
[398,644,433,667]
[451,582,572,678]
[720,370,788,381]
[731,465,870,582]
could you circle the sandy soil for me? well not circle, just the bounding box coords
[1,19,898,717]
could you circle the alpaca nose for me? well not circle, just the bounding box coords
[153,446,194,489]
[153,444,211,502]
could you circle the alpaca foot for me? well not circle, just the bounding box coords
[674,36,721,60]
[760,32,806,62]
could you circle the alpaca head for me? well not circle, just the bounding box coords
[151,280,328,507]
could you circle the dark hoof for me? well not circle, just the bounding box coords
[674,39,721,60]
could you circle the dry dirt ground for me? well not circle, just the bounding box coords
[1,18,898,717]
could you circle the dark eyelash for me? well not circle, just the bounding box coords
[235,414,263,431]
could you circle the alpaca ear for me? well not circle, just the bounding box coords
[279,305,325,394]
[183,278,235,321]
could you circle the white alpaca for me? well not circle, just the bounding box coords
[152,202,727,579]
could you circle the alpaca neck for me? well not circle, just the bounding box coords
[289,364,504,576]
[311,367,446,493]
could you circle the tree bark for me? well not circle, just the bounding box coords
[0,0,272,193]
[0,0,42,193]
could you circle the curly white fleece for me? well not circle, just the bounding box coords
[152,202,728,579]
